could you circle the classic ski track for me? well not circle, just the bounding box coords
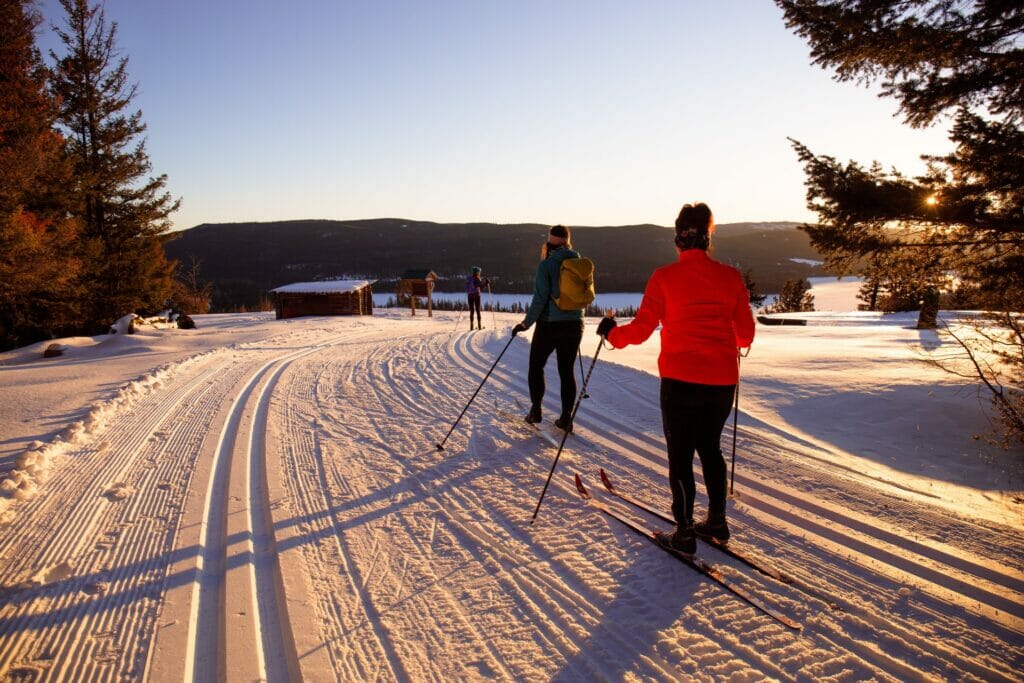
[243,345,306,682]
[0,350,259,681]
[183,330,378,682]
[448,330,1024,681]
[0,328,339,680]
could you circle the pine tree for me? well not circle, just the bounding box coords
[0,0,81,350]
[49,0,179,331]
[742,269,768,310]
[768,278,815,314]
[856,248,945,312]
[776,1,1023,309]
[777,0,1023,441]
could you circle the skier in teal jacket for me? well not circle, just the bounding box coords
[512,225,584,432]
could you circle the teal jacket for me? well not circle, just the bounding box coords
[521,246,585,328]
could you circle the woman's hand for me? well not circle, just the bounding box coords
[596,316,617,338]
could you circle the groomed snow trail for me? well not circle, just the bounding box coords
[0,312,1021,681]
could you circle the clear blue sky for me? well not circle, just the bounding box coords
[37,0,951,231]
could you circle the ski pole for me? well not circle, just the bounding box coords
[729,350,749,495]
[436,335,516,451]
[453,303,464,332]
[530,336,604,524]
[487,282,497,329]
[577,347,589,398]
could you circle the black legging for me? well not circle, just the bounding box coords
[467,293,482,328]
[660,378,736,526]
[528,319,584,419]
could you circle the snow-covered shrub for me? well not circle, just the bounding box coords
[109,314,139,335]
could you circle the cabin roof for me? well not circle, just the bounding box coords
[271,280,371,295]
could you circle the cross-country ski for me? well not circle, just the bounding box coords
[574,473,803,631]
[598,468,843,611]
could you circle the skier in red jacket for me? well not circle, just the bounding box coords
[596,203,755,555]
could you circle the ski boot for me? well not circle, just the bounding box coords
[654,525,696,556]
[554,416,573,433]
[694,513,730,544]
[524,405,542,424]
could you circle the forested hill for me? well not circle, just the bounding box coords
[163,218,825,310]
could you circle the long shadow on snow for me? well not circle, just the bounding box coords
[0,445,499,635]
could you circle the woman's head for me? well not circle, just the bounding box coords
[549,224,571,247]
[674,203,713,251]
[542,224,572,258]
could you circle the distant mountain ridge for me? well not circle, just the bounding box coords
[163,218,824,310]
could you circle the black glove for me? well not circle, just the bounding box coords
[512,323,528,336]
[596,317,617,338]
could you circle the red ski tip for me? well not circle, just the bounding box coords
[599,468,616,494]
[574,473,590,499]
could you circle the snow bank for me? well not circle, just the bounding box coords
[0,351,208,523]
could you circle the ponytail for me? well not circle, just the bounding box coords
[674,203,714,251]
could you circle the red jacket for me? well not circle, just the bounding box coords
[607,249,755,385]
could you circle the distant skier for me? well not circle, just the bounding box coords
[596,203,755,555]
[466,267,490,330]
[512,225,591,432]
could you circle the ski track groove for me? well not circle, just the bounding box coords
[0,351,254,680]
[185,333,365,682]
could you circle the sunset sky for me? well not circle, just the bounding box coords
[37,0,952,231]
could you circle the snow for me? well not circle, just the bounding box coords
[271,279,371,294]
[0,289,1021,680]
[808,276,864,312]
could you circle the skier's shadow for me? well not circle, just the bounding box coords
[547,532,701,680]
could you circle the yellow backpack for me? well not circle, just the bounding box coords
[553,257,596,311]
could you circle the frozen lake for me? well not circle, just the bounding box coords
[372,276,863,313]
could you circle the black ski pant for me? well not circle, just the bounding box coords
[660,378,735,527]
[467,294,482,329]
[528,319,584,420]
